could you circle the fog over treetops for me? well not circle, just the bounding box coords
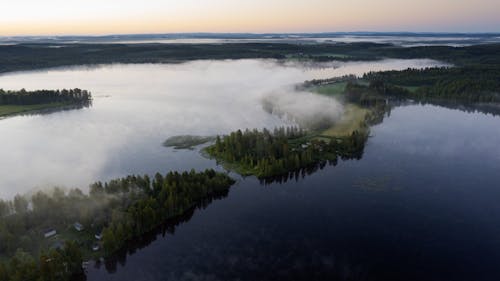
[262,89,344,130]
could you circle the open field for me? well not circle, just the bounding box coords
[321,104,369,137]
[312,82,348,96]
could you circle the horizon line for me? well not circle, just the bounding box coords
[2,31,500,38]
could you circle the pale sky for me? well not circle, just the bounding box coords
[1,0,499,36]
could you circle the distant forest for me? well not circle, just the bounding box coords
[1,42,500,73]
[363,67,500,102]
[306,64,500,103]
[0,88,92,105]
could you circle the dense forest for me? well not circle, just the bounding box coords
[340,76,499,105]
[0,42,381,73]
[0,169,234,281]
[294,42,500,103]
[98,170,234,255]
[1,42,500,73]
[0,88,91,105]
[307,66,500,104]
[300,75,358,89]
[363,67,500,102]
[205,127,368,178]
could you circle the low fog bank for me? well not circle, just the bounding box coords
[0,59,445,198]
[262,88,344,131]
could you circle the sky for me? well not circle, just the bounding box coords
[1,0,499,36]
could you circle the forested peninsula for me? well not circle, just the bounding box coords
[0,88,92,117]
[0,169,235,281]
[205,127,368,179]
[205,42,500,179]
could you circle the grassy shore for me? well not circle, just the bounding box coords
[311,82,348,96]
[0,102,70,118]
[321,104,370,137]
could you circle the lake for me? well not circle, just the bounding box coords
[84,103,500,281]
[1,59,499,281]
[0,58,443,198]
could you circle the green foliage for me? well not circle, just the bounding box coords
[100,169,234,255]
[163,135,216,149]
[0,42,389,74]
[368,43,500,66]
[363,67,500,102]
[37,241,84,281]
[206,127,368,178]
[0,103,75,118]
[0,169,234,281]
[0,242,83,281]
[3,42,500,74]
[0,88,91,106]
[0,88,92,117]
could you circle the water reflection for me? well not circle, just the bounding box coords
[96,189,230,274]
[0,101,92,120]
[257,160,338,185]
[86,103,500,281]
[0,59,443,198]
[1,59,500,280]
[415,100,500,117]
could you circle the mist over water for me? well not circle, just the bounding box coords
[0,59,444,198]
[3,35,499,47]
[262,90,344,130]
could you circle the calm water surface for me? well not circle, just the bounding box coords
[86,104,500,281]
[1,59,498,281]
[0,59,442,197]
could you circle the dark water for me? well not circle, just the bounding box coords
[86,104,500,281]
[0,60,497,280]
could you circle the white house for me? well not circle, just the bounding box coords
[44,229,57,238]
[74,222,84,232]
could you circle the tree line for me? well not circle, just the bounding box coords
[0,169,234,281]
[205,127,368,179]
[363,67,500,102]
[2,42,500,74]
[300,75,357,88]
[97,169,235,255]
[0,88,91,105]
[0,42,400,74]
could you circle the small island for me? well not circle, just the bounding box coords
[163,135,216,150]
[0,88,92,118]
[205,126,369,179]
[204,75,392,180]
